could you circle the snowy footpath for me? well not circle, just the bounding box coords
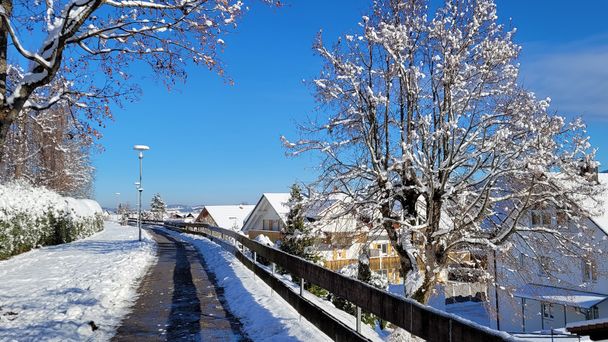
[0,221,156,342]
[162,227,386,341]
[161,228,334,341]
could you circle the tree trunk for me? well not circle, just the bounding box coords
[0,0,13,161]
[410,274,435,304]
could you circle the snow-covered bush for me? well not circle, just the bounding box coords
[0,181,103,259]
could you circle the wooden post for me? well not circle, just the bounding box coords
[300,278,304,296]
[271,263,275,297]
[253,251,257,280]
[356,306,361,333]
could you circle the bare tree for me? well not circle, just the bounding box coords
[284,0,603,304]
[0,0,277,155]
[1,96,95,197]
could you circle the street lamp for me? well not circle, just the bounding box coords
[115,192,121,224]
[134,145,150,241]
[115,192,121,213]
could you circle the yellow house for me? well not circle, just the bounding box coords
[242,192,403,284]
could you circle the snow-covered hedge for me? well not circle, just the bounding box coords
[0,182,103,259]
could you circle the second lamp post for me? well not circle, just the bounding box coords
[134,144,150,241]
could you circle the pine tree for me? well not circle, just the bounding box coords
[280,184,326,297]
[150,193,166,221]
[280,184,318,261]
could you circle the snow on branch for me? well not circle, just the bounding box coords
[284,0,605,303]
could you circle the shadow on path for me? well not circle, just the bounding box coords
[113,227,247,341]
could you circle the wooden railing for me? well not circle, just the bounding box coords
[141,220,513,342]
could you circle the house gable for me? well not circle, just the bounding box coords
[242,193,289,234]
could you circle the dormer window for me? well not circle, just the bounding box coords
[582,259,598,283]
[556,211,570,229]
[531,210,551,227]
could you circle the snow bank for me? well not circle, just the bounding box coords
[0,221,156,341]
[253,233,274,247]
[0,181,103,259]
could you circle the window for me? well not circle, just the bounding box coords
[556,211,569,228]
[531,210,552,227]
[381,243,388,255]
[518,252,525,268]
[583,259,598,283]
[538,256,551,275]
[542,302,554,320]
[582,307,600,320]
[591,307,599,320]
[262,219,282,231]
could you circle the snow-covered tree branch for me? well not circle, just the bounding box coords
[0,0,277,155]
[284,0,604,304]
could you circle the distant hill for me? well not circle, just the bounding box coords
[166,204,205,213]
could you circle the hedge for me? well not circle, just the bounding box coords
[0,181,104,260]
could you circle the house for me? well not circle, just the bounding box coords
[242,193,290,241]
[487,172,608,333]
[194,205,255,231]
[241,193,403,283]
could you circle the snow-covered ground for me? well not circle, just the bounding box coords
[161,227,387,341]
[445,301,492,327]
[0,221,156,341]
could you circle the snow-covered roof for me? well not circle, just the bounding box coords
[305,198,337,220]
[589,173,608,235]
[263,193,291,222]
[514,284,608,309]
[203,205,255,230]
[566,316,608,329]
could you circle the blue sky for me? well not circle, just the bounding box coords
[93,0,608,208]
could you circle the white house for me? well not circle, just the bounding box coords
[241,192,403,283]
[194,204,255,231]
[242,193,290,241]
[488,172,608,333]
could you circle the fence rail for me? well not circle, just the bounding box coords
[137,219,514,342]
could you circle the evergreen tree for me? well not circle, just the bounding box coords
[280,184,326,297]
[150,193,166,221]
[280,184,318,261]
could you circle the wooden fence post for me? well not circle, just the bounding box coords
[356,306,362,333]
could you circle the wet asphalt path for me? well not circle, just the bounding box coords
[112,227,248,342]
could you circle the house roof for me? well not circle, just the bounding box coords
[241,193,290,232]
[203,205,255,230]
[567,317,608,330]
[262,193,291,222]
[566,317,608,340]
[513,283,608,309]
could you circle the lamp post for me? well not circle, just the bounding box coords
[115,192,121,214]
[133,145,150,241]
[134,182,140,228]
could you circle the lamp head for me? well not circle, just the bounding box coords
[133,145,150,151]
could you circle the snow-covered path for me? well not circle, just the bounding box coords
[160,227,334,341]
[0,221,156,342]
